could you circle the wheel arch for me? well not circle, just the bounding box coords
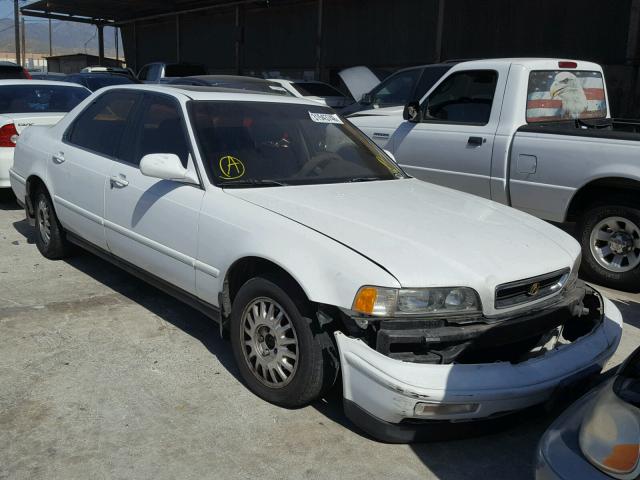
[566,177,640,222]
[24,174,48,218]
[221,256,312,317]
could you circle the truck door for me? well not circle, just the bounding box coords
[391,66,509,199]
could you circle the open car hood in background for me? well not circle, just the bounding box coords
[338,66,380,101]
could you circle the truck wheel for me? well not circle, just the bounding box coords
[34,188,72,259]
[578,203,640,291]
[230,275,337,408]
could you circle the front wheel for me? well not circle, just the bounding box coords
[578,203,640,291]
[230,276,337,408]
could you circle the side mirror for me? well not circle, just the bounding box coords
[403,101,423,122]
[140,153,198,184]
[360,93,372,105]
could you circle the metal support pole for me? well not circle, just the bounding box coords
[115,28,119,61]
[176,15,180,63]
[234,5,243,75]
[315,0,323,80]
[13,0,20,65]
[97,24,104,65]
[21,16,25,66]
[133,22,138,73]
[434,0,445,62]
[48,19,52,57]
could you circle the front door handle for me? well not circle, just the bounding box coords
[110,175,129,188]
[52,152,65,164]
[467,136,484,146]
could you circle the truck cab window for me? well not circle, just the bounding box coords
[424,70,498,125]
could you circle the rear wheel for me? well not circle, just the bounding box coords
[34,188,72,259]
[578,203,640,291]
[230,275,337,408]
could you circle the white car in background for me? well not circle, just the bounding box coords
[267,78,354,109]
[0,80,90,191]
[9,84,622,442]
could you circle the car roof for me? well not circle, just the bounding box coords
[0,79,88,87]
[67,72,132,78]
[184,75,274,84]
[101,83,328,106]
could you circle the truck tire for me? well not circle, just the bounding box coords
[230,275,338,408]
[577,203,640,291]
[34,187,72,260]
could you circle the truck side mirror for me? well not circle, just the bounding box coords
[360,93,372,105]
[403,100,422,123]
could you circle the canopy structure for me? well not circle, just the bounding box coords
[20,1,266,25]
[20,0,272,66]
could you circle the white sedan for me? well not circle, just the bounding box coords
[9,84,622,442]
[0,80,90,191]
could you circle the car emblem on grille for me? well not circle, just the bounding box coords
[527,282,541,296]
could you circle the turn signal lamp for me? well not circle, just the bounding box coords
[579,347,640,479]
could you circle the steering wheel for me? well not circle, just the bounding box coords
[295,152,342,177]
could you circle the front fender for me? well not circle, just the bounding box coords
[195,190,401,309]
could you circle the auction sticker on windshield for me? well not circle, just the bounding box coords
[309,112,343,124]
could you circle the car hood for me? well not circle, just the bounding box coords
[226,179,581,315]
[337,66,380,101]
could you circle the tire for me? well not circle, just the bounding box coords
[577,202,640,291]
[230,275,338,408]
[33,187,72,260]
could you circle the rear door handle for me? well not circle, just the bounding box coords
[467,136,484,146]
[52,152,65,164]
[110,175,129,188]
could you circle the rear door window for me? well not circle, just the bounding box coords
[66,90,140,158]
[424,70,498,125]
[526,70,607,123]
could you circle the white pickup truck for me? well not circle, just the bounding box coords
[349,59,640,291]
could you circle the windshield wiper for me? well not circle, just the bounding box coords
[348,177,384,183]
[220,179,288,188]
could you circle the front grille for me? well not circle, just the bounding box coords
[495,268,569,309]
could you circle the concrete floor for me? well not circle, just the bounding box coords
[1,194,639,480]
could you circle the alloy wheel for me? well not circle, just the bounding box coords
[590,216,640,273]
[240,297,299,388]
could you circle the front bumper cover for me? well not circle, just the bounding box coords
[334,294,623,442]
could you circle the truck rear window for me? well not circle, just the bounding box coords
[526,70,607,123]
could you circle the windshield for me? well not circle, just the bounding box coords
[165,64,207,77]
[84,75,135,91]
[188,101,406,187]
[0,85,90,113]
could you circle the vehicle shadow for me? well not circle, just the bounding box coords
[0,191,20,211]
[64,248,243,381]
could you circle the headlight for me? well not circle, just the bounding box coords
[579,348,640,479]
[352,286,481,317]
[564,254,581,290]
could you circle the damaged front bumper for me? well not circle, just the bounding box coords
[334,287,623,443]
